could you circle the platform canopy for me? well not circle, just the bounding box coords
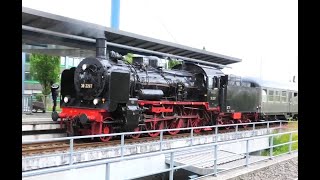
[22,7,241,67]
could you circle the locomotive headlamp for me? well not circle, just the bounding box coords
[64,96,69,103]
[82,64,87,71]
[93,98,99,105]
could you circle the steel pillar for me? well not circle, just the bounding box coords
[111,0,120,29]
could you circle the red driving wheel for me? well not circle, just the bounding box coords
[130,126,141,139]
[168,119,183,135]
[191,118,202,133]
[146,121,164,137]
[100,123,112,142]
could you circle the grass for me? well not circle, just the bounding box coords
[262,121,298,156]
[285,121,298,131]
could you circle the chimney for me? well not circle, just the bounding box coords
[96,38,107,59]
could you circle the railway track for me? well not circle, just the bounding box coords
[22,122,285,156]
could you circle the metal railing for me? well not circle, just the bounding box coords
[22,94,32,114]
[22,120,298,179]
[22,94,58,113]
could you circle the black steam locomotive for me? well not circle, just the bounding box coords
[52,38,295,141]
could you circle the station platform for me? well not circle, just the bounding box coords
[22,112,65,141]
[22,112,55,122]
[22,112,61,131]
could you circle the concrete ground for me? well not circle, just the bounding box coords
[200,152,298,180]
[22,112,54,124]
[23,112,52,119]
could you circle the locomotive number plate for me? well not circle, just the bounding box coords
[81,84,93,88]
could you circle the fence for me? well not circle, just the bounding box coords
[22,121,298,179]
[22,94,32,114]
[22,94,59,113]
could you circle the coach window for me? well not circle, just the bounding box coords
[230,80,236,86]
[294,92,298,97]
[274,91,280,102]
[262,89,267,102]
[281,91,287,102]
[268,90,274,102]
[242,82,250,87]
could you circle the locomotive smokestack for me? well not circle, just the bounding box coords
[96,38,107,59]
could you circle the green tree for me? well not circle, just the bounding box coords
[168,58,182,69]
[124,53,134,64]
[30,54,60,108]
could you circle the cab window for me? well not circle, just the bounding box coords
[208,77,213,89]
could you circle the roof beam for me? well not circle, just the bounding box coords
[23,25,232,68]
[175,51,195,57]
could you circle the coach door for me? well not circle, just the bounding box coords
[288,91,293,113]
[291,91,298,113]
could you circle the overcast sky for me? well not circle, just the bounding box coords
[22,0,298,83]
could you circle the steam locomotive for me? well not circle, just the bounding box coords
[52,38,298,141]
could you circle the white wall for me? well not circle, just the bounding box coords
[23,155,167,180]
[23,164,106,180]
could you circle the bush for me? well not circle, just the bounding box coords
[262,132,298,156]
[34,94,43,102]
[168,59,182,69]
[273,133,298,155]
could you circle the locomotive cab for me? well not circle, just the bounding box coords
[173,63,227,109]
